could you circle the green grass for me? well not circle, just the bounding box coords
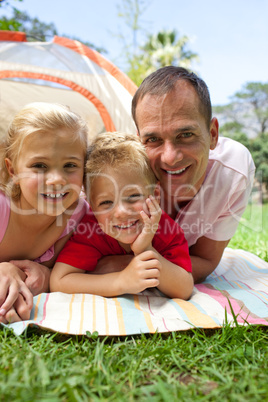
[228,203,268,262]
[1,204,268,401]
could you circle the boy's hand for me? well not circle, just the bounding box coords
[131,196,161,255]
[118,250,161,294]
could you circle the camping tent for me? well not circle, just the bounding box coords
[0,31,137,139]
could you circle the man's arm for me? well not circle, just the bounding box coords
[189,236,230,283]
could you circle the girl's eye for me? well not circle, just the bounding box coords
[64,163,78,169]
[31,163,46,169]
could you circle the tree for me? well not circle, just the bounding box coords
[232,82,268,137]
[116,0,199,85]
[220,122,250,149]
[141,30,198,69]
[117,0,150,56]
[0,4,106,52]
[128,29,198,85]
[0,0,23,30]
[217,87,268,193]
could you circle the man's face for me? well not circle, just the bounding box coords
[135,80,218,210]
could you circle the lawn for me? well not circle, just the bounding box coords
[0,204,267,401]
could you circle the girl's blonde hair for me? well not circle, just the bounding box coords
[0,102,89,199]
[85,131,157,197]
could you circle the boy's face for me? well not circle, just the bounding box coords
[90,167,154,248]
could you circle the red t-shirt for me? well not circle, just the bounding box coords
[57,210,192,273]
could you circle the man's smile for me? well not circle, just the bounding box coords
[161,166,189,176]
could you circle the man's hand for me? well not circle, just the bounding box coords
[0,262,33,317]
[131,196,161,255]
[118,250,161,294]
[10,260,51,295]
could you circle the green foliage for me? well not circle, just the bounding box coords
[0,3,106,52]
[9,9,57,41]
[116,0,198,85]
[0,0,23,30]
[128,29,199,85]
[232,81,268,136]
[218,81,268,191]
[229,204,268,262]
[127,28,199,86]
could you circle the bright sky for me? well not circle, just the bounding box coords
[2,0,268,105]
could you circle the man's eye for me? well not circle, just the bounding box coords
[146,137,159,143]
[181,132,193,138]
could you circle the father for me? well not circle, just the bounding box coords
[132,66,255,283]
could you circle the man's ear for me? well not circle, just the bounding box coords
[209,117,219,150]
[5,158,16,179]
[153,182,161,204]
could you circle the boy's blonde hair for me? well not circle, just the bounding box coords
[0,102,89,199]
[85,132,157,196]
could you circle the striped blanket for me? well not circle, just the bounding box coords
[4,248,268,336]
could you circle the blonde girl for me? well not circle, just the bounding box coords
[0,102,89,324]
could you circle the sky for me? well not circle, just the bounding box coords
[1,0,268,105]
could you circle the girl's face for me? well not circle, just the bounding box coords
[6,129,85,217]
[90,167,154,249]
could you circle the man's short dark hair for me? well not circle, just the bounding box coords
[132,66,212,129]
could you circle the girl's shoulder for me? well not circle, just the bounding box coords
[0,191,11,243]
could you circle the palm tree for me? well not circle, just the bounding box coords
[128,29,199,85]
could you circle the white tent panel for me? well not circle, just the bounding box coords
[0,34,137,140]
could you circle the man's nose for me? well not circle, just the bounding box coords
[161,141,183,166]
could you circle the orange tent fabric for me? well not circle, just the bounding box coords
[0,31,137,139]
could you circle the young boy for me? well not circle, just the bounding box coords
[50,132,193,299]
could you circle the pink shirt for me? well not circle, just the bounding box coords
[175,137,255,247]
[0,191,89,262]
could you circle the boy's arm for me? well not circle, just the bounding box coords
[151,248,193,300]
[50,251,161,297]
